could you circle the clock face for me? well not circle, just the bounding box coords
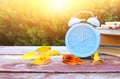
[65,23,100,58]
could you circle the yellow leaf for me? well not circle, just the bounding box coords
[92,52,104,65]
[22,52,38,60]
[31,54,51,65]
[46,50,61,56]
[35,46,51,53]
[94,52,100,61]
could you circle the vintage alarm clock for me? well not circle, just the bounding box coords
[65,11,101,58]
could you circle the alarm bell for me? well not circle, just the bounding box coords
[68,11,100,27]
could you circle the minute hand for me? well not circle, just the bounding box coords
[82,36,90,41]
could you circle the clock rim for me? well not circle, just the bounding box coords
[65,23,101,58]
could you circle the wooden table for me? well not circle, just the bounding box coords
[0,46,120,79]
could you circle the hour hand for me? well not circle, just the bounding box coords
[80,31,84,42]
[83,36,89,41]
[81,36,90,42]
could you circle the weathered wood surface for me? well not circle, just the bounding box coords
[0,54,120,79]
[0,46,120,79]
[0,46,120,56]
[0,73,120,79]
[0,46,70,54]
[0,55,120,73]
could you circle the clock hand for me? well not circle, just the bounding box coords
[82,36,92,41]
[81,31,84,42]
[83,36,88,41]
[80,32,92,42]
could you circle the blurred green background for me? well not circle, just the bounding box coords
[0,0,119,46]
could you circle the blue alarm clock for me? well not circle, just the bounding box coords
[65,11,101,58]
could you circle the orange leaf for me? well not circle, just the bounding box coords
[62,54,84,65]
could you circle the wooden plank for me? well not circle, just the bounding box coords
[0,55,120,73]
[0,46,120,57]
[0,46,120,58]
[0,46,70,54]
[0,46,120,79]
[0,73,120,79]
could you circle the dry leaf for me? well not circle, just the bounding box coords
[63,54,84,65]
[35,46,51,53]
[31,54,51,65]
[46,50,61,56]
[22,52,38,60]
[92,52,104,65]
[22,46,62,65]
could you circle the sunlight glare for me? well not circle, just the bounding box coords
[49,0,69,12]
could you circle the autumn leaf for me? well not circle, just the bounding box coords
[92,52,104,65]
[31,54,51,65]
[22,46,62,66]
[22,52,38,60]
[35,46,51,53]
[46,50,61,56]
[22,46,51,60]
[63,54,84,65]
